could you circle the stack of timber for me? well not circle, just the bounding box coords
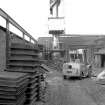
[0,71,29,105]
[5,43,46,105]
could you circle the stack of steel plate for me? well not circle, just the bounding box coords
[35,67,47,102]
[24,70,40,105]
[38,74,46,101]
[0,71,29,105]
[6,43,41,73]
[37,74,47,102]
[5,43,47,105]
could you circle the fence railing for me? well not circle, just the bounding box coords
[0,8,37,44]
[0,8,38,68]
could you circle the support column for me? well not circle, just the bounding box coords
[56,5,58,17]
[66,49,69,62]
[30,37,31,42]
[22,33,25,43]
[53,35,59,50]
[23,33,25,39]
[6,19,10,68]
[52,35,60,60]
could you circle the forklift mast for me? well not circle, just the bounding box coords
[69,49,87,64]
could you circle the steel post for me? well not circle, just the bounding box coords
[6,19,10,68]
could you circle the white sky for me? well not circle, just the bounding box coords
[1,0,105,40]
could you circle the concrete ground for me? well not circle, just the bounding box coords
[37,70,105,105]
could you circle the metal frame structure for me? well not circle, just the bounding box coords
[59,34,105,37]
[0,8,37,68]
[0,8,37,44]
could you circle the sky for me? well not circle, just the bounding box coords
[1,0,105,40]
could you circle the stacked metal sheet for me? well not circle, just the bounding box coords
[24,70,40,105]
[6,43,41,73]
[5,43,46,105]
[0,71,29,105]
[38,74,46,101]
[35,67,47,102]
[24,67,46,105]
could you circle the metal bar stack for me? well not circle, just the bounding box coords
[36,67,47,102]
[24,70,40,105]
[38,74,46,102]
[0,71,29,105]
[5,43,45,105]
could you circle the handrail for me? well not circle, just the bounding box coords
[0,8,37,44]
